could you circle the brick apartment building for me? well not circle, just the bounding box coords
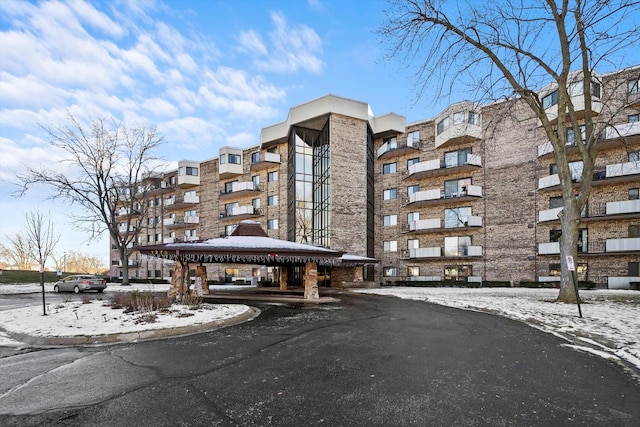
[110,66,640,288]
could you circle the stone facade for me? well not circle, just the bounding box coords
[111,70,640,288]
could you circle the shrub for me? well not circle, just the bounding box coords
[109,291,171,313]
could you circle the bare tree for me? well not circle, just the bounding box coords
[0,233,35,270]
[17,114,164,285]
[380,0,640,302]
[53,250,105,275]
[24,210,60,315]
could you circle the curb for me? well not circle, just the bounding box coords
[5,306,260,347]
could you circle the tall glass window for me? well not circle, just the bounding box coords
[289,124,330,247]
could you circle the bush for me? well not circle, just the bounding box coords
[630,282,640,291]
[518,281,560,289]
[109,291,171,313]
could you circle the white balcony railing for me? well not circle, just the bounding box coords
[163,218,175,226]
[538,207,563,222]
[409,218,440,231]
[604,121,640,140]
[608,276,640,289]
[466,154,482,167]
[184,194,200,204]
[230,205,256,216]
[407,158,440,176]
[606,199,640,215]
[537,141,554,157]
[466,184,483,197]
[184,235,199,242]
[467,215,483,227]
[163,237,176,244]
[606,237,640,252]
[538,174,560,189]
[184,216,200,224]
[409,247,442,258]
[263,152,281,163]
[409,188,441,203]
[228,181,256,193]
[606,161,640,178]
[539,242,560,254]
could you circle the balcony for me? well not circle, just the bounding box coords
[543,94,602,125]
[606,199,640,215]
[408,247,442,258]
[608,276,640,289]
[220,181,260,199]
[377,139,420,159]
[163,237,177,244]
[116,208,140,218]
[405,155,482,180]
[165,195,200,211]
[163,216,199,229]
[538,207,563,222]
[219,147,243,179]
[538,242,560,255]
[435,120,482,149]
[444,245,483,257]
[406,185,483,207]
[118,260,139,267]
[408,218,441,232]
[220,206,262,221]
[250,152,281,171]
[118,225,137,234]
[606,237,640,252]
[603,121,640,140]
[184,235,199,242]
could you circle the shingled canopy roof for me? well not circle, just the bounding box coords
[137,221,346,266]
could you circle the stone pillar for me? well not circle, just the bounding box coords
[279,267,288,290]
[304,262,319,300]
[193,265,209,296]
[168,260,189,300]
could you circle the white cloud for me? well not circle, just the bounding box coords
[239,11,324,74]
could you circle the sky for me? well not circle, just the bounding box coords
[1,0,433,267]
[0,0,638,268]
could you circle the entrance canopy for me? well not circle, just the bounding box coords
[137,221,344,266]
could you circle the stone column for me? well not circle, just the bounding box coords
[304,262,319,300]
[279,267,288,290]
[193,265,209,295]
[169,259,189,300]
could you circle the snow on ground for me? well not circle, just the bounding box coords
[355,287,640,371]
[0,283,254,347]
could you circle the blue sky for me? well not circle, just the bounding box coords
[1,0,439,266]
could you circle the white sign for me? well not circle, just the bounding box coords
[566,256,575,271]
[57,269,62,276]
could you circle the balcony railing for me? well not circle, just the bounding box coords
[606,237,640,252]
[408,247,442,258]
[377,139,420,158]
[538,242,560,254]
[435,120,482,148]
[221,181,259,196]
[605,161,640,178]
[608,276,640,289]
[408,218,441,231]
[407,185,483,205]
[538,207,563,222]
[603,121,640,140]
[221,206,261,218]
[444,245,483,257]
[250,152,281,171]
[406,155,482,179]
[606,199,640,215]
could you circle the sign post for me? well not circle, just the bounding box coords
[566,256,582,318]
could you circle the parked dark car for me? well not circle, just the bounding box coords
[53,275,107,293]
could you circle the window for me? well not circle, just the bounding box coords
[180,166,198,176]
[383,240,398,252]
[383,214,397,226]
[251,152,260,163]
[468,111,480,125]
[185,210,196,218]
[543,90,558,109]
[453,111,465,125]
[383,162,397,175]
[225,181,236,193]
[383,136,397,150]
[383,188,397,200]
[268,195,278,206]
[630,188,639,200]
[630,262,639,276]
[444,236,471,256]
[549,196,563,209]
[407,239,419,249]
[550,229,562,243]
[407,157,420,168]
[630,225,640,238]
[147,217,153,226]
[407,131,420,146]
[629,114,640,123]
[550,161,583,180]
[407,185,419,196]
[444,148,471,168]
[383,267,397,277]
[147,235,152,243]
[408,266,420,277]
[228,154,241,165]
[444,207,472,228]
[436,117,450,134]
[252,175,260,187]
[629,151,640,162]
[169,176,176,185]
[268,171,278,182]
[628,79,639,94]
[577,228,588,253]
[407,212,419,223]
[111,260,118,266]
[566,125,586,146]
[444,265,472,281]
[155,270,161,278]
[268,219,279,230]
[219,154,226,164]
[444,178,471,198]
[252,198,261,209]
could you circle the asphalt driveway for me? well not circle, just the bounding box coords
[0,292,638,426]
